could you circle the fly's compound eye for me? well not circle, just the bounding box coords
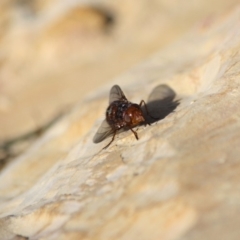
[124,114,131,123]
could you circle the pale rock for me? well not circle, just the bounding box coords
[0,1,240,240]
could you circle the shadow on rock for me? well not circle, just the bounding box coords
[142,84,180,124]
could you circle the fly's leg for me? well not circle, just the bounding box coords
[129,127,139,140]
[139,100,159,123]
[103,130,117,149]
[103,127,139,149]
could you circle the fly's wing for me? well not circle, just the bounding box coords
[93,119,114,143]
[109,85,127,103]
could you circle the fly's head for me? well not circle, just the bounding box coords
[123,104,145,127]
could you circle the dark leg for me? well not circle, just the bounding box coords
[130,127,139,140]
[139,100,158,120]
[103,130,117,149]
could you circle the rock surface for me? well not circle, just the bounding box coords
[1,0,240,240]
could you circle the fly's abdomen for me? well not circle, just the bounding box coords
[106,101,129,128]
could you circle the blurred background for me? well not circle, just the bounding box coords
[0,0,239,164]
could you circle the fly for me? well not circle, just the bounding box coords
[93,85,156,149]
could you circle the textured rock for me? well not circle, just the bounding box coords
[0,0,238,139]
[1,1,240,240]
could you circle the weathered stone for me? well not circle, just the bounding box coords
[1,1,240,240]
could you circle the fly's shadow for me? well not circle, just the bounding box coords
[142,84,180,124]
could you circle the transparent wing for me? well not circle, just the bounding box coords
[93,119,114,143]
[109,85,127,103]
